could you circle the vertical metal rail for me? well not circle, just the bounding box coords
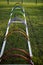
[23,8,33,57]
[0,7,14,58]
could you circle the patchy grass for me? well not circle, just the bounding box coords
[0,2,43,65]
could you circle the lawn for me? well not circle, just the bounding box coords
[0,1,43,65]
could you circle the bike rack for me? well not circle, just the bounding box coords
[1,48,33,65]
[0,3,34,65]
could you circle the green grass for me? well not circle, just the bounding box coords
[25,4,43,65]
[0,0,43,3]
[0,1,43,65]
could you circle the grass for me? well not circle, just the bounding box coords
[0,1,43,65]
[25,4,43,65]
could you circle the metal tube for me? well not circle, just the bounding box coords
[0,7,13,58]
[23,8,33,57]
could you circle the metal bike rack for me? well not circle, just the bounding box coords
[0,3,33,65]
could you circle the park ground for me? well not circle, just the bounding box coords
[0,1,43,65]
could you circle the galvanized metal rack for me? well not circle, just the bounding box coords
[0,3,34,65]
